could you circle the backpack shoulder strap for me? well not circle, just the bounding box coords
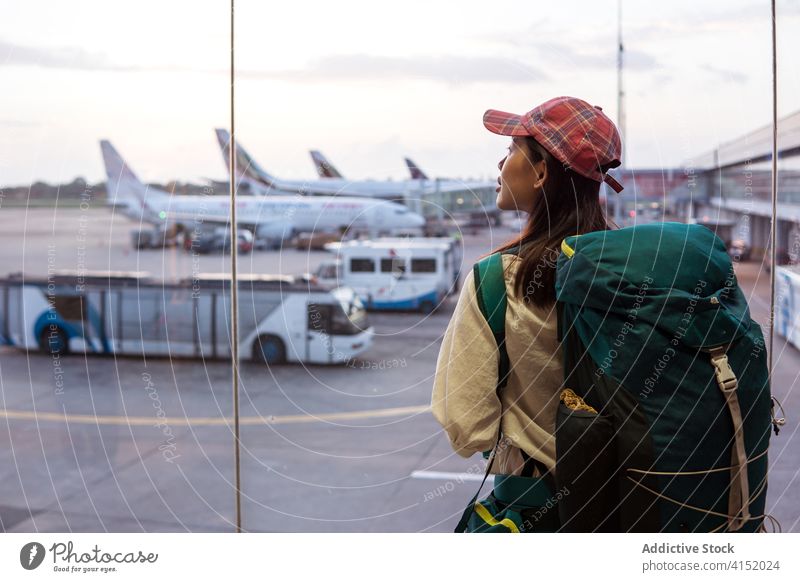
[455,250,512,533]
[473,251,511,390]
[476,249,556,484]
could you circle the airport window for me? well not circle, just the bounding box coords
[350,258,375,273]
[411,258,437,273]
[3,0,794,542]
[380,258,406,275]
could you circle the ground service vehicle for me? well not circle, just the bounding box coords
[0,271,373,365]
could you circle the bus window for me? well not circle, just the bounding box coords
[239,294,281,337]
[51,295,88,321]
[121,288,163,342]
[350,258,375,273]
[332,288,368,332]
[380,257,406,276]
[162,289,195,344]
[8,286,21,340]
[330,306,359,335]
[308,303,332,334]
[309,300,364,336]
[215,294,232,357]
[316,262,340,280]
[410,258,437,273]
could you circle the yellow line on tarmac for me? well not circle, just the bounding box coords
[0,404,431,427]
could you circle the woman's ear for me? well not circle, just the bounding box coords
[532,158,547,190]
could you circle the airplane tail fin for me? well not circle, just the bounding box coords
[309,150,344,179]
[215,128,279,193]
[100,140,165,218]
[404,157,429,180]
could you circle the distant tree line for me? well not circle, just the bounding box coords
[0,178,228,203]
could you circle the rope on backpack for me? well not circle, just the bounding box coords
[625,472,771,533]
[622,347,783,533]
[770,395,786,435]
[625,447,768,477]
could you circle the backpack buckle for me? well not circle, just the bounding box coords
[708,347,737,393]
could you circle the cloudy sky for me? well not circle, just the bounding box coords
[1,0,799,186]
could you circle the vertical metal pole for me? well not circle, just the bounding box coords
[768,0,778,380]
[614,0,625,224]
[435,178,443,221]
[230,0,243,533]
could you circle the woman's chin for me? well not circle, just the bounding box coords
[497,193,530,213]
[496,196,517,213]
[496,193,509,211]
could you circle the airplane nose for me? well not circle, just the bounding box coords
[410,212,425,227]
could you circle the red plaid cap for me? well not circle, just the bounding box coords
[483,96,624,193]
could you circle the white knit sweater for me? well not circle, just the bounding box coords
[431,252,564,476]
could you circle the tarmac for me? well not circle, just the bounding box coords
[0,207,797,532]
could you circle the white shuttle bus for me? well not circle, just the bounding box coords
[776,265,800,351]
[314,237,463,313]
[0,271,373,365]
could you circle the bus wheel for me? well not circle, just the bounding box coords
[39,327,69,356]
[419,300,436,314]
[253,334,286,365]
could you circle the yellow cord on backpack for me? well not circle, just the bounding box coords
[473,503,521,533]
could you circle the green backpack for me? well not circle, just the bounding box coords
[457,222,781,533]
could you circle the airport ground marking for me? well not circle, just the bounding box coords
[0,404,431,427]
[410,470,486,482]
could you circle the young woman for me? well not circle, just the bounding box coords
[430,96,623,529]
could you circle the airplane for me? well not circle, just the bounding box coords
[213,129,497,208]
[310,150,345,179]
[310,151,431,184]
[404,158,429,181]
[309,151,442,184]
[308,152,461,190]
[100,140,426,241]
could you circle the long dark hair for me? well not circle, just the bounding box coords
[483,136,617,309]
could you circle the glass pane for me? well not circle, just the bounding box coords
[0,1,232,532]
[2,0,796,537]
[767,0,799,532]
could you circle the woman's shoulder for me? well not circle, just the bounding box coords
[468,248,523,290]
[462,250,558,342]
[497,250,558,326]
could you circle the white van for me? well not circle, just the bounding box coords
[0,271,373,365]
[314,237,463,313]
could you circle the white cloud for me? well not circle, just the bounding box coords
[239,54,547,85]
[0,40,133,71]
[700,64,748,85]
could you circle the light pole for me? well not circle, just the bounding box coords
[614,0,626,224]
